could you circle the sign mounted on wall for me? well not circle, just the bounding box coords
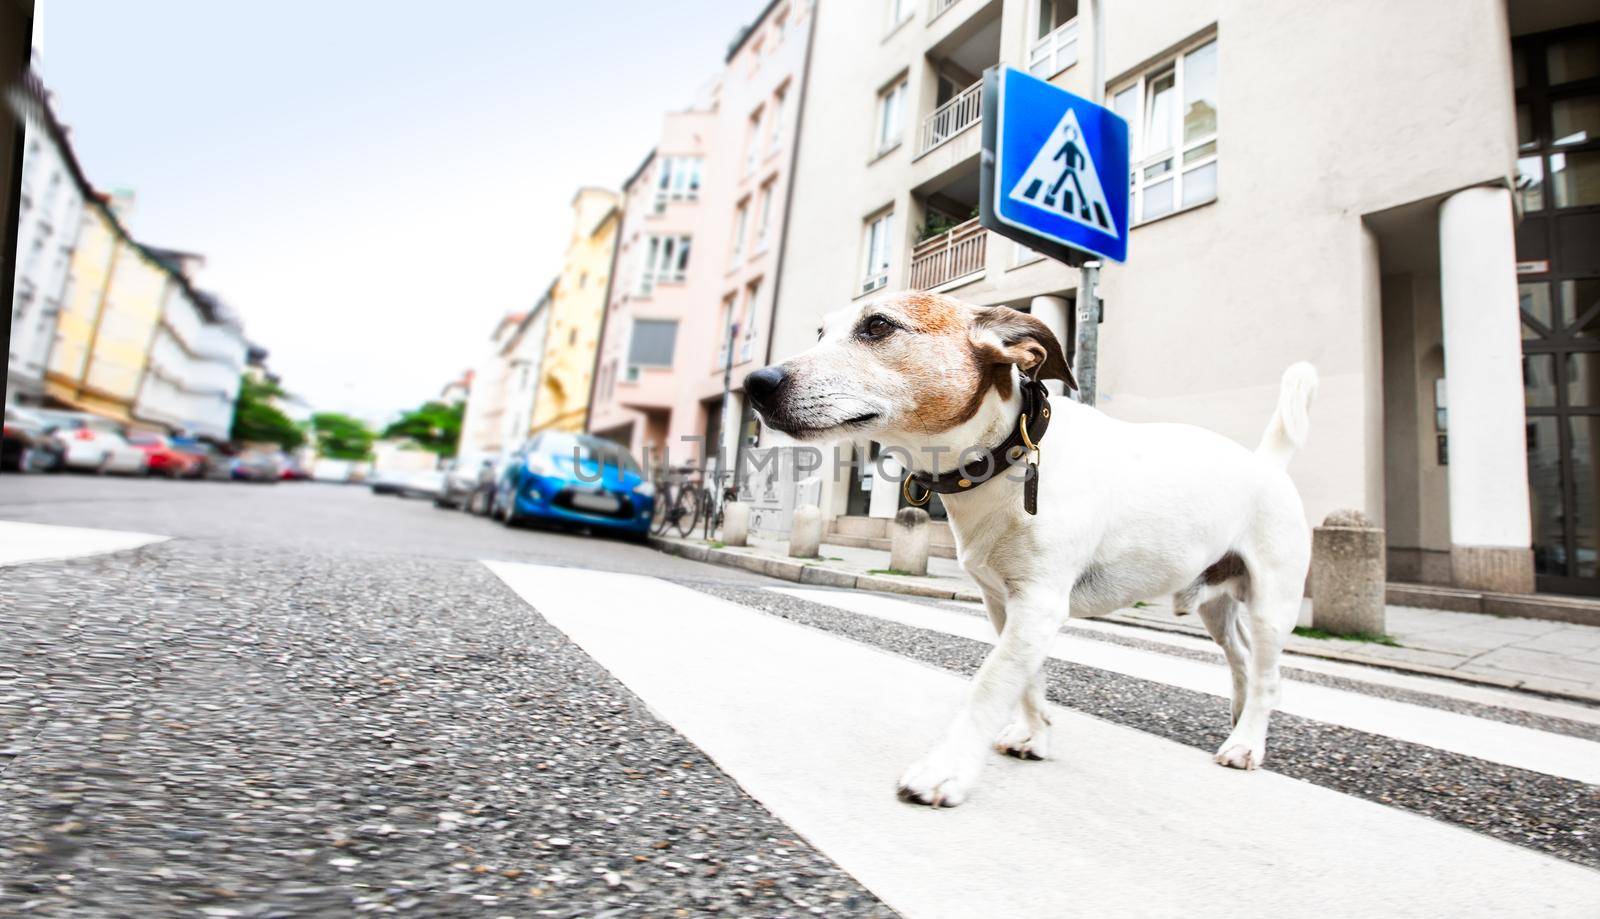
[979,65,1130,265]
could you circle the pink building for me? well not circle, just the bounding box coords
[588,0,813,477]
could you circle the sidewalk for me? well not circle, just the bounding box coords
[652,534,1600,703]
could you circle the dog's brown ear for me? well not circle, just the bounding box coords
[970,306,1076,390]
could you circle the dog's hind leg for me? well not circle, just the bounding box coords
[1195,594,1248,726]
[1213,575,1298,770]
[980,588,1052,760]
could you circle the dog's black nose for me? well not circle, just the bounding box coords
[743,365,787,411]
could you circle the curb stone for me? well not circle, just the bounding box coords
[650,536,982,604]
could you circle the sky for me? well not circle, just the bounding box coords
[37,0,762,423]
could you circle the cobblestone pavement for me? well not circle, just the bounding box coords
[0,477,890,917]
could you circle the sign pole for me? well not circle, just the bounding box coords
[1073,0,1105,406]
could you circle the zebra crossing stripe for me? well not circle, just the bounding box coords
[486,562,1600,918]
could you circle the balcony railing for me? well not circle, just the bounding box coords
[1028,19,1080,78]
[918,79,982,155]
[929,0,960,21]
[908,217,986,290]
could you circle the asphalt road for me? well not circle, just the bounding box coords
[0,476,886,917]
[3,476,1598,916]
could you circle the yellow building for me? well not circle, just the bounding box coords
[45,193,172,423]
[529,187,619,434]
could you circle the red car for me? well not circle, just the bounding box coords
[127,433,201,478]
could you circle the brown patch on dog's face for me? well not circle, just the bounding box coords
[746,292,1072,441]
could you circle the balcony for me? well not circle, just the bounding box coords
[908,217,986,290]
[919,79,982,156]
[1028,18,1079,78]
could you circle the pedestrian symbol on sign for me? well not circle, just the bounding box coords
[1008,107,1114,234]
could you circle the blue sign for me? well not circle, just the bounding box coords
[989,66,1129,263]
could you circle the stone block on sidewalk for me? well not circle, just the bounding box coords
[721,501,750,547]
[889,507,931,576]
[789,504,823,558]
[1310,509,1385,636]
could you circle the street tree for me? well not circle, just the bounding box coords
[311,413,374,460]
[383,401,465,457]
[230,374,305,450]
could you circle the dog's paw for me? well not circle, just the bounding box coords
[994,720,1050,760]
[1213,742,1264,770]
[896,749,982,808]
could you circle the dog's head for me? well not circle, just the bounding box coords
[743,291,1074,441]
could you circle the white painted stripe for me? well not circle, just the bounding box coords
[773,587,1600,786]
[488,562,1600,918]
[0,519,168,567]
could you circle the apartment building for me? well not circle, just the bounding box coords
[529,187,620,435]
[7,66,88,406]
[457,310,529,457]
[588,0,813,475]
[505,287,552,449]
[766,0,1599,597]
[134,251,248,441]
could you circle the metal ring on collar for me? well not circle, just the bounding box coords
[902,476,932,507]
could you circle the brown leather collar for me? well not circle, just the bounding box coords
[904,374,1052,515]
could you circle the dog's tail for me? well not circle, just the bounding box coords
[1256,362,1318,469]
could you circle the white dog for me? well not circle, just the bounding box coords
[743,291,1317,807]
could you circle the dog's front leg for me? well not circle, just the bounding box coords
[898,583,1069,807]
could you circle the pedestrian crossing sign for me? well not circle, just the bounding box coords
[981,66,1129,264]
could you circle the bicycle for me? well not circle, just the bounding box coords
[701,469,739,541]
[650,464,704,537]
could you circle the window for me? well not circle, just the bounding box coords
[731,198,750,262]
[888,0,913,30]
[740,278,763,362]
[1028,0,1080,77]
[876,79,908,154]
[755,180,775,252]
[861,209,895,294]
[1112,37,1217,224]
[717,293,738,368]
[637,234,692,295]
[628,318,679,368]
[654,156,703,211]
[772,6,789,44]
[769,82,789,154]
[745,107,764,175]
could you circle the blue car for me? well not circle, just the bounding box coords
[492,432,654,538]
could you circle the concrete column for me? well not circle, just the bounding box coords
[1030,295,1072,396]
[1438,186,1535,593]
[722,501,750,547]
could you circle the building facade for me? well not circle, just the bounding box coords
[530,187,620,435]
[588,0,814,476]
[45,191,169,424]
[504,289,552,450]
[7,67,88,406]
[457,311,528,457]
[765,0,1598,596]
[134,251,248,441]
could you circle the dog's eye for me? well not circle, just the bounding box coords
[860,316,895,341]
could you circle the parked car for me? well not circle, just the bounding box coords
[126,432,201,478]
[437,453,496,510]
[369,469,407,495]
[491,432,653,538]
[170,437,233,480]
[401,470,446,500]
[279,457,312,481]
[31,410,148,475]
[2,407,67,473]
[230,450,282,482]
